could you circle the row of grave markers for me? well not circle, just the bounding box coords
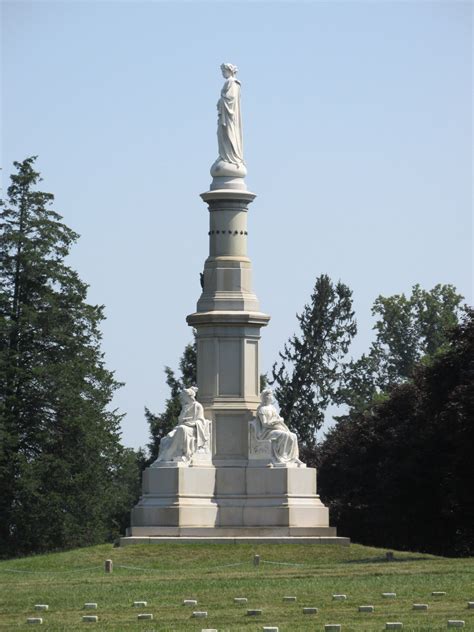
[25,596,473,627]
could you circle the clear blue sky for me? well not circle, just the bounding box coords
[2,1,472,450]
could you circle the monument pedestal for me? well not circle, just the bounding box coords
[121,464,348,545]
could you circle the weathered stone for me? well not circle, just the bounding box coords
[283,596,297,602]
[468,602,474,609]
[193,612,208,618]
[332,594,347,601]
[133,601,147,607]
[247,609,262,615]
[84,603,97,609]
[27,619,43,625]
[413,604,428,611]
[137,614,153,620]
[432,591,446,596]
[325,626,341,631]
[385,625,403,630]
[263,628,279,632]
[82,616,98,622]
[382,592,397,598]
[234,597,248,604]
[183,599,198,606]
[447,622,465,629]
[359,605,374,612]
[303,607,318,614]
[34,605,48,611]
[104,559,112,573]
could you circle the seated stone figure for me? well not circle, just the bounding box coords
[249,387,303,466]
[153,386,211,465]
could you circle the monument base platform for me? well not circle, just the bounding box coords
[123,464,349,546]
[120,534,349,545]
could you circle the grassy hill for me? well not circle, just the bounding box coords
[0,542,473,630]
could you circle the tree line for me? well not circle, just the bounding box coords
[1,158,471,558]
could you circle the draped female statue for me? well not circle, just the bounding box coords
[153,387,211,464]
[211,63,247,179]
[251,388,303,466]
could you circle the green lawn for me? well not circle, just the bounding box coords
[0,542,473,630]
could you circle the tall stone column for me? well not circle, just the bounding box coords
[187,188,270,467]
[122,63,348,545]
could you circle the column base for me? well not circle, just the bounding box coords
[124,465,348,545]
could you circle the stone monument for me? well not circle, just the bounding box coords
[121,64,348,544]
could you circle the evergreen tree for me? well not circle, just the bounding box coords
[270,274,357,451]
[0,157,133,556]
[146,340,196,462]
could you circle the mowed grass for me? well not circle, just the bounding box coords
[0,542,473,631]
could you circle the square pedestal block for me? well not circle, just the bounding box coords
[128,464,333,535]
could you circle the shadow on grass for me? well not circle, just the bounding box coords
[344,556,430,565]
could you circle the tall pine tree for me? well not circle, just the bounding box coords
[271,274,357,452]
[0,157,134,557]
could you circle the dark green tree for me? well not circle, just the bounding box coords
[270,274,357,452]
[318,309,474,556]
[146,339,196,462]
[0,157,133,557]
[341,284,465,412]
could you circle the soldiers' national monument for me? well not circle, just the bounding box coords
[122,64,348,544]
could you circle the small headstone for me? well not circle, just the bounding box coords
[359,605,374,612]
[263,628,279,632]
[27,619,43,625]
[133,601,147,607]
[234,597,248,604]
[283,596,297,602]
[193,612,208,618]
[325,626,341,631]
[137,614,153,620]
[247,609,262,616]
[386,551,395,561]
[201,630,218,632]
[332,594,347,601]
[386,625,403,630]
[254,554,260,566]
[447,622,465,629]
[82,616,98,622]
[34,605,48,611]
[432,591,446,596]
[468,602,474,609]
[84,603,97,609]
[104,559,113,573]
[303,607,318,614]
[183,599,197,606]
[382,592,397,598]
[413,603,428,611]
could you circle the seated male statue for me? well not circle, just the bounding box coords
[250,387,304,466]
[153,386,211,464]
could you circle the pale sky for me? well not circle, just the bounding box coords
[2,1,472,450]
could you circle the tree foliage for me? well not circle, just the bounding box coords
[341,284,465,412]
[271,274,357,451]
[0,157,137,557]
[317,309,474,556]
[146,339,196,463]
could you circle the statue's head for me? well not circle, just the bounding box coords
[221,63,238,79]
[261,387,274,404]
[181,386,198,403]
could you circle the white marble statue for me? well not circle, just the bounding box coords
[154,387,211,464]
[211,63,246,178]
[250,388,303,466]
